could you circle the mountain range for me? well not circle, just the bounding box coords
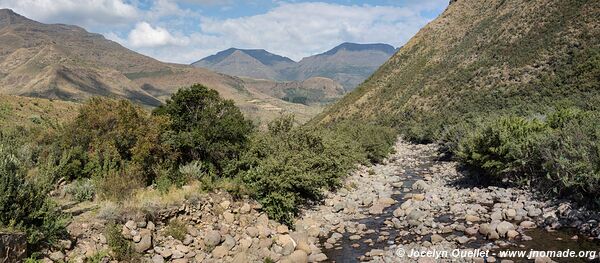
[192,43,397,91]
[0,9,329,124]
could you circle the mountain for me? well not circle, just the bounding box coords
[192,43,396,91]
[315,0,600,140]
[0,9,319,124]
[293,43,397,91]
[192,48,296,80]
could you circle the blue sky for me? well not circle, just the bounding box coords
[0,0,448,63]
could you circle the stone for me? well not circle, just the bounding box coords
[496,221,515,237]
[520,221,536,228]
[204,230,222,247]
[134,229,152,253]
[507,230,519,239]
[505,209,517,218]
[278,234,297,256]
[158,247,172,258]
[286,250,308,263]
[430,234,444,244]
[232,252,249,263]
[400,200,413,210]
[125,220,137,230]
[152,255,165,263]
[223,212,235,223]
[349,235,361,240]
[490,211,503,221]
[528,208,543,217]
[368,204,385,215]
[240,203,251,214]
[309,253,328,262]
[147,221,156,231]
[465,215,480,222]
[220,200,231,209]
[455,236,470,244]
[246,226,259,238]
[277,225,290,234]
[379,197,396,205]
[172,259,188,263]
[393,207,405,217]
[488,230,500,240]
[49,251,65,262]
[479,224,492,235]
[176,245,190,254]
[212,245,228,258]
[465,227,478,236]
[412,194,425,201]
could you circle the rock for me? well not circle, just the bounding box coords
[465,227,478,236]
[393,207,405,217]
[134,229,152,253]
[158,247,172,258]
[176,245,190,254]
[172,259,188,263]
[204,230,222,247]
[528,207,543,217]
[277,225,290,234]
[505,209,517,219]
[368,204,384,215]
[232,252,249,263]
[465,215,480,222]
[378,197,396,206]
[407,210,426,221]
[240,203,251,214]
[332,202,345,212]
[413,180,429,190]
[490,211,503,221]
[488,230,500,240]
[278,234,297,256]
[455,236,470,244]
[246,227,259,238]
[412,194,425,201]
[349,235,361,240]
[171,249,185,259]
[212,245,228,258]
[507,230,519,239]
[496,221,515,237]
[125,220,137,230]
[285,250,308,263]
[223,212,235,223]
[430,234,444,244]
[479,224,492,235]
[49,251,65,262]
[309,253,328,262]
[152,255,165,263]
[520,221,536,228]
[220,200,231,209]
[400,200,413,210]
[147,221,156,231]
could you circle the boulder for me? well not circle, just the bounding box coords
[134,229,152,253]
[204,230,222,247]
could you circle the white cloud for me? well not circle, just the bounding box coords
[138,1,446,63]
[0,0,139,27]
[128,22,189,47]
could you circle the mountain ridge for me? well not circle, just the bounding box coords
[192,42,397,91]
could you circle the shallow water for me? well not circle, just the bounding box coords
[321,154,600,262]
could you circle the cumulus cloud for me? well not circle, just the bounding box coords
[128,22,189,47]
[0,0,139,27]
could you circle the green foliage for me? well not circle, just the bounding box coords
[65,179,95,202]
[154,84,254,173]
[457,109,600,206]
[0,145,68,250]
[164,219,186,241]
[105,222,135,261]
[232,115,390,225]
[329,121,397,163]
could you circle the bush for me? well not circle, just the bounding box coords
[154,84,254,173]
[65,179,95,202]
[105,222,135,261]
[233,116,363,225]
[0,145,68,250]
[164,219,186,241]
[457,108,600,206]
[55,97,175,184]
[329,121,397,163]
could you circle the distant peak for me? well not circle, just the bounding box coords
[194,47,295,66]
[0,9,30,26]
[320,42,397,56]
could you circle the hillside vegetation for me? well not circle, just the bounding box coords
[316,0,600,205]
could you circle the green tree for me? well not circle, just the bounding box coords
[154,84,253,173]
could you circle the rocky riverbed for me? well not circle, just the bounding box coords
[299,140,600,263]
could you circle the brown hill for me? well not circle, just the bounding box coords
[0,9,317,124]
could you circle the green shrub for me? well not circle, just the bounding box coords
[105,222,135,261]
[65,179,95,202]
[457,108,600,206]
[164,219,186,241]
[330,121,397,163]
[95,167,145,202]
[55,97,175,184]
[233,115,361,225]
[154,84,254,173]
[0,145,68,250]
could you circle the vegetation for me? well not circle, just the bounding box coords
[164,219,187,241]
[105,222,136,261]
[0,142,68,249]
[154,84,254,174]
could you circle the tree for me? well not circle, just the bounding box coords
[154,84,254,173]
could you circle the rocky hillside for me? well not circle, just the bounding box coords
[315,0,600,139]
[242,77,345,105]
[192,43,396,91]
[0,9,318,124]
